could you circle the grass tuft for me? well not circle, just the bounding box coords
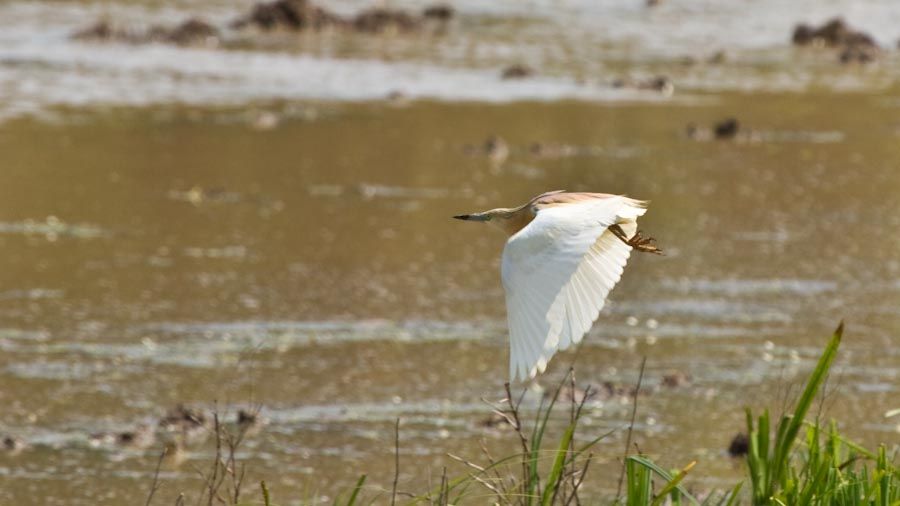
[149,322,899,505]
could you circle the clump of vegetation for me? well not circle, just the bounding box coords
[411,374,618,505]
[151,323,899,505]
[742,323,899,506]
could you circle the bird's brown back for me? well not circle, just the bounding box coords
[532,191,616,209]
[498,191,618,236]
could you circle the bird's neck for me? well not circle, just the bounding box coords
[490,208,535,236]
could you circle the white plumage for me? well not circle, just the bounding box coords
[500,196,647,381]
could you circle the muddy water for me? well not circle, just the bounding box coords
[1,0,900,503]
[0,92,898,504]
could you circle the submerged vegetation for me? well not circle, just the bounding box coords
[154,323,898,505]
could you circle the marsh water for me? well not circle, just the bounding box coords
[1,1,900,504]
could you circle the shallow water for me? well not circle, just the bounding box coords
[4,0,900,122]
[1,1,900,504]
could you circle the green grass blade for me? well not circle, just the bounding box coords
[540,422,575,506]
[650,461,696,506]
[571,427,617,461]
[723,481,743,506]
[625,456,701,505]
[261,481,272,506]
[345,475,366,506]
[769,321,843,494]
[626,457,652,506]
[528,373,569,504]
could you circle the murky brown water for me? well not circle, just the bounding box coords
[0,90,898,504]
[2,0,900,501]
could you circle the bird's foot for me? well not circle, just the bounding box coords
[609,225,664,255]
[628,231,663,255]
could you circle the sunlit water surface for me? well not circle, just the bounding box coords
[0,0,899,504]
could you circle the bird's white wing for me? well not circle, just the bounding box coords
[501,197,646,381]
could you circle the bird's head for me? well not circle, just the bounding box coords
[452,191,564,225]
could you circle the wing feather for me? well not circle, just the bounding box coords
[561,229,632,350]
[501,196,647,381]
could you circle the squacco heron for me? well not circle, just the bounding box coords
[454,190,661,382]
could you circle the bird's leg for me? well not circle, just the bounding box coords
[609,224,663,255]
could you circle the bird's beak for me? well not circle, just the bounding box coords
[453,214,488,221]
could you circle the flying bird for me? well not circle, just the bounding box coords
[454,190,660,381]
